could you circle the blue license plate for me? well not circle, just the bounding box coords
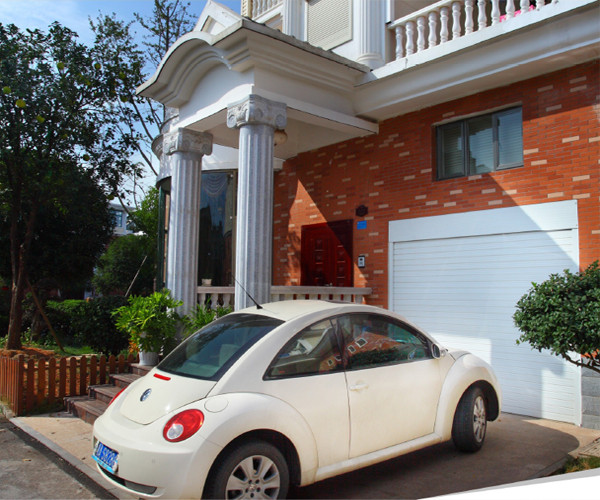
[93,442,119,474]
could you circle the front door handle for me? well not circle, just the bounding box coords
[349,382,369,392]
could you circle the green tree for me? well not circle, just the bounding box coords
[91,1,197,207]
[0,23,139,349]
[514,262,600,374]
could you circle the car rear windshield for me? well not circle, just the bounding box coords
[158,313,283,380]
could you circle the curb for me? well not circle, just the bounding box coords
[8,416,133,500]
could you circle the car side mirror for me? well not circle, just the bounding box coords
[431,344,447,359]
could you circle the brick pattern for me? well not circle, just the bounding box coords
[273,61,600,307]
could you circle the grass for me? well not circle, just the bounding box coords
[559,455,600,474]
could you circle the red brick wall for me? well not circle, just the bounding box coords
[273,60,600,307]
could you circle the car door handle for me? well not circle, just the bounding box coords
[349,382,369,392]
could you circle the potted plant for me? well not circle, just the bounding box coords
[114,289,183,366]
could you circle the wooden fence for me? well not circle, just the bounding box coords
[0,353,137,416]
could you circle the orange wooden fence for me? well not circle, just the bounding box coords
[0,353,137,416]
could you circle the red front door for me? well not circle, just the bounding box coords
[301,220,353,287]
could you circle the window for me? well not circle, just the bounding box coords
[437,107,523,179]
[159,314,283,380]
[337,314,432,370]
[266,319,342,379]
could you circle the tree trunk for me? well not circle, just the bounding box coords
[5,202,38,350]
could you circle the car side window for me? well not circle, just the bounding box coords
[338,313,432,370]
[265,319,342,379]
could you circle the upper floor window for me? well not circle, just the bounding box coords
[436,107,523,180]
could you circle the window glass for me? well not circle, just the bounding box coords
[159,314,283,380]
[437,107,523,179]
[497,108,523,167]
[468,115,494,174]
[266,319,342,379]
[439,122,464,178]
[339,314,431,370]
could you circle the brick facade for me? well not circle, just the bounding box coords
[273,60,599,308]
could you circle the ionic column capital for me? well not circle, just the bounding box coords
[163,128,213,157]
[227,94,287,130]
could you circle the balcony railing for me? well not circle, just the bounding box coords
[198,285,372,309]
[388,0,557,61]
[251,0,282,19]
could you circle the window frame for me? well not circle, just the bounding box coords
[264,313,434,380]
[436,106,523,180]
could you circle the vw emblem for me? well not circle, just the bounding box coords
[140,389,152,402]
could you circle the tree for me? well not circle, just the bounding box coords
[91,1,197,206]
[514,261,600,374]
[0,23,139,349]
[93,188,159,297]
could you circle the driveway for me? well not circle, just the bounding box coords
[9,410,600,499]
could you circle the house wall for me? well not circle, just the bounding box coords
[272,60,599,307]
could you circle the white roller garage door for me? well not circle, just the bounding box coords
[389,201,581,424]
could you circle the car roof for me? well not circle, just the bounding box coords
[236,300,374,323]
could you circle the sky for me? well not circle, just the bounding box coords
[0,1,241,45]
[0,0,241,203]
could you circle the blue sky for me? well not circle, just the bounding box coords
[0,1,241,44]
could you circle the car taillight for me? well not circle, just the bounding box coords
[108,387,126,407]
[163,410,204,442]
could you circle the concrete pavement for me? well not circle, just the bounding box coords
[4,408,600,499]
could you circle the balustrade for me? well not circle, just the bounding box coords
[390,0,558,61]
[252,0,282,18]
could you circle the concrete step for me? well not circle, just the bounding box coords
[65,397,108,425]
[89,384,121,405]
[110,372,143,388]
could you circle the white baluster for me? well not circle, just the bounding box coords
[506,0,515,19]
[520,1,530,13]
[405,20,415,55]
[535,0,544,9]
[452,2,462,39]
[417,16,426,52]
[395,25,404,59]
[440,6,450,43]
[465,0,475,34]
[491,0,500,25]
[428,11,438,48]
[478,0,487,31]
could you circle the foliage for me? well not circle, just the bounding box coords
[93,234,155,297]
[127,187,159,239]
[38,297,129,355]
[91,1,197,199]
[514,261,600,374]
[560,456,600,474]
[181,304,232,337]
[114,289,182,353]
[0,22,141,349]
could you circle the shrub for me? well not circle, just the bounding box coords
[514,261,600,374]
[181,304,232,337]
[78,296,129,355]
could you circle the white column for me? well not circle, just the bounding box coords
[282,0,304,40]
[163,129,213,315]
[356,0,385,69]
[227,95,286,310]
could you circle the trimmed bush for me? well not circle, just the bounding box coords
[514,261,600,374]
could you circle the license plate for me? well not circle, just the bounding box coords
[93,442,119,474]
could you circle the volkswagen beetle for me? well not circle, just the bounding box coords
[92,300,501,499]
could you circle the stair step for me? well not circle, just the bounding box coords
[89,384,121,405]
[65,396,108,425]
[130,363,153,376]
[110,372,143,388]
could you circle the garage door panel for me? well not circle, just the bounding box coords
[390,203,580,424]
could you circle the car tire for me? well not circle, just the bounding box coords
[204,440,289,499]
[452,386,487,452]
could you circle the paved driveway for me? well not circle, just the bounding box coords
[290,413,600,499]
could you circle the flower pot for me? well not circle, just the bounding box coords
[139,350,159,366]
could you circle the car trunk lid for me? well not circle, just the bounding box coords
[119,370,216,425]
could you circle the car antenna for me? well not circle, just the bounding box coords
[233,277,263,309]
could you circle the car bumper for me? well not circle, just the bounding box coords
[92,406,222,499]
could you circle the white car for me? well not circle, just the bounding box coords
[93,300,501,499]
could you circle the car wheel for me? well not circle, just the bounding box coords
[204,440,289,499]
[452,386,487,452]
